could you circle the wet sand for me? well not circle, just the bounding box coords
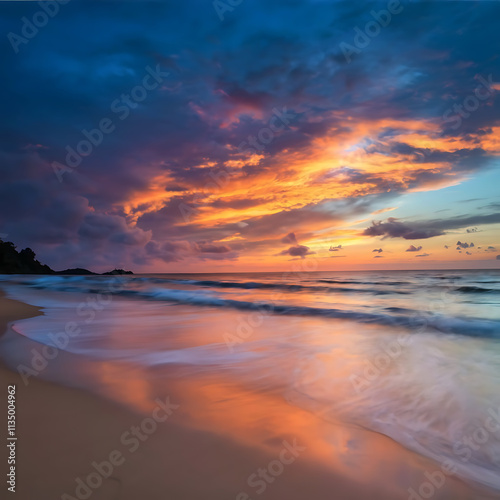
[0,290,497,500]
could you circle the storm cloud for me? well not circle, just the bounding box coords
[1,1,500,270]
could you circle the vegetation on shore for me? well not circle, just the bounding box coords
[0,239,133,275]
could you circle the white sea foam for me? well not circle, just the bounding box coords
[287,332,500,490]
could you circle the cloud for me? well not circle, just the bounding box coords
[193,242,232,254]
[144,239,236,263]
[329,244,342,252]
[372,248,383,253]
[497,255,500,260]
[466,227,479,233]
[231,197,375,243]
[364,218,444,240]
[279,232,314,259]
[372,207,397,215]
[279,245,313,259]
[456,241,474,249]
[416,253,430,257]
[211,197,270,210]
[2,1,500,271]
[443,214,500,230]
[145,240,190,263]
[373,255,384,258]
[281,232,298,245]
[406,245,423,252]
[364,214,500,241]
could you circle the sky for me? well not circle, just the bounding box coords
[0,0,499,273]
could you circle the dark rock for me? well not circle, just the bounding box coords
[57,268,96,275]
[101,269,134,275]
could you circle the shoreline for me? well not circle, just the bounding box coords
[0,290,498,500]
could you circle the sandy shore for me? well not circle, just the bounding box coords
[0,290,497,500]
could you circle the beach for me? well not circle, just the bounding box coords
[2,0,500,497]
[1,271,499,500]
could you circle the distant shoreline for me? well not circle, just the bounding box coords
[0,239,133,276]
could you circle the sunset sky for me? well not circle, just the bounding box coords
[1,0,500,272]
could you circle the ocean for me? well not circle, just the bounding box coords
[1,270,500,494]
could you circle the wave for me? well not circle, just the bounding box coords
[136,288,498,338]
[456,286,500,294]
[170,278,410,294]
[287,332,500,491]
[19,276,500,297]
[2,276,498,338]
[21,275,410,296]
[317,279,409,286]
